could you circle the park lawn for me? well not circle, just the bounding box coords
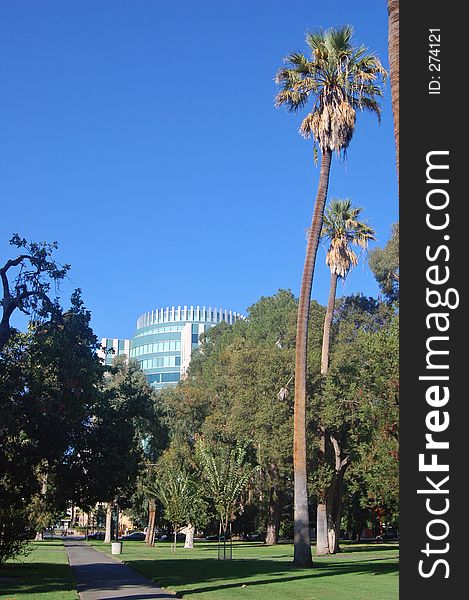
[0,539,78,600]
[88,539,399,600]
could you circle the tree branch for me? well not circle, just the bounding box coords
[1,254,35,273]
[330,435,349,471]
[1,268,11,304]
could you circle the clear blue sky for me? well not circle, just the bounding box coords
[0,0,398,340]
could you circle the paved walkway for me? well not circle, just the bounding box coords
[64,538,175,600]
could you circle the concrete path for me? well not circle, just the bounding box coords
[64,538,175,600]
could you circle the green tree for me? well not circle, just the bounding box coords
[0,334,35,563]
[275,26,386,566]
[84,356,155,543]
[177,292,324,545]
[368,223,399,304]
[0,235,69,351]
[347,314,399,528]
[196,440,258,559]
[148,461,208,551]
[145,438,208,549]
[0,290,104,554]
[311,299,398,553]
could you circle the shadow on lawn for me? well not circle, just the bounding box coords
[333,542,399,554]
[156,541,398,555]
[0,562,76,597]
[168,541,274,552]
[128,553,398,597]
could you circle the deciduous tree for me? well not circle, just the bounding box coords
[0,235,69,351]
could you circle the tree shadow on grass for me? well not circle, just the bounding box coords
[127,553,398,597]
[0,562,76,597]
[167,541,399,556]
[335,542,399,554]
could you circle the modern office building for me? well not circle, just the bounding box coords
[99,305,243,389]
[98,338,131,366]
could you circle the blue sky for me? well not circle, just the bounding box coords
[0,0,398,340]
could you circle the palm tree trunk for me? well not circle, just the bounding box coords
[388,0,399,181]
[315,427,329,555]
[321,272,338,376]
[317,272,337,554]
[293,148,332,567]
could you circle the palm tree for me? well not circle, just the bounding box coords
[316,199,375,555]
[388,0,399,181]
[275,26,385,567]
[320,199,375,375]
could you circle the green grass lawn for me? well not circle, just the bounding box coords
[88,539,399,600]
[0,539,78,600]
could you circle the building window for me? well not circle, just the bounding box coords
[161,372,180,383]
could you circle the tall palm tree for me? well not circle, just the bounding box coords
[275,26,385,567]
[388,0,399,181]
[316,199,375,556]
[320,199,375,375]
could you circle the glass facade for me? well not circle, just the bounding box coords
[130,305,243,389]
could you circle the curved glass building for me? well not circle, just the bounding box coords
[129,305,243,389]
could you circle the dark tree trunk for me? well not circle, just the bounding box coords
[34,469,48,542]
[0,271,15,352]
[0,315,13,352]
[265,487,282,545]
[293,149,332,567]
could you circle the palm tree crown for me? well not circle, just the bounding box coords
[275,26,386,155]
[321,199,376,278]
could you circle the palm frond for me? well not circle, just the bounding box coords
[321,198,376,278]
[275,89,309,112]
[275,26,385,154]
